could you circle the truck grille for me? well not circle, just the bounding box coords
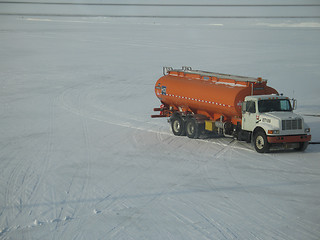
[282,119,302,130]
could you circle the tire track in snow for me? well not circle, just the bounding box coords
[103,167,201,239]
[215,148,319,240]
[104,136,246,239]
[2,149,28,231]
[194,208,239,239]
[57,83,162,134]
[0,97,56,237]
[56,81,253,153]
[194,139,312,239]
[165,191,243,240]
[21,97,58,234]
[166,206,216,240]
[53,79,275,238]
[53,88,95,237]
[243,152,320,239]
[54,82,167,237]
[194,139,243,239]
[93,136,182,238]
[101,131,212,239]
[222,151,287,239]
[221,148,290,239]
[54,79,261,238]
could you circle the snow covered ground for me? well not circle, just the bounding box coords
[1,2,320,239]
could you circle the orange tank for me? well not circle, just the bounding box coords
[154,67,278,121]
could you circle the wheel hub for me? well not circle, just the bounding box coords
[187,123,194,135]
[173,120,180,132]
[256,136,265,149]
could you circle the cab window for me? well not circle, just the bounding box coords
[258,99,292,112]
[246,101,256,113]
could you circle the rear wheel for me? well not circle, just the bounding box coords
[170,114,185,136]
[254,130,269,153]
[295,142,309,151]
[186,117,200,139]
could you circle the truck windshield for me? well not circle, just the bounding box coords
[258,99,292,113]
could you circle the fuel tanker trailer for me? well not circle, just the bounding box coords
[151,66,311,153]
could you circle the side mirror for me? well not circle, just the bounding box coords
[242,102,246,114]
[292,99,297,110]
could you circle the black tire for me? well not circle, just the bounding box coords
[171,114,185,136]
[254,130,270,153]
[295,142,309,151]
[185,117,200,139]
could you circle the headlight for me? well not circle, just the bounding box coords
[268,130,280,134]
[305,128,311,133]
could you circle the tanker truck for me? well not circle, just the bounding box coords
[151,66,311,153]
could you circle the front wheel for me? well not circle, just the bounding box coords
[295,142,309,151]
[254,131,270,153]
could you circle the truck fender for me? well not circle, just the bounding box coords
[252,122,275,147]
[252,126,266,139]
[254,122,275,137]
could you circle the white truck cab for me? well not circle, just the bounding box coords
[242,95,311,153]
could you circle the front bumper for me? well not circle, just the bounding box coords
[267,134,311,144]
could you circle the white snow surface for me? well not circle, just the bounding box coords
[1,3,320,239]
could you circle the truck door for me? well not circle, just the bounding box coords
[242,100,257,131]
